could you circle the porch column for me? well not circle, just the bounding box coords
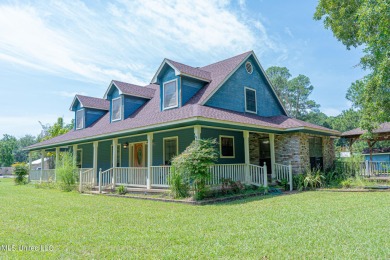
[269,133,276,180]
[28,152,32,182]
[40,150,45,183]
[55,147,60,182]
[112,138,118,168]
[194,125,202,140]
[243,131,250,184]
[147,133,153,189]
[93,141,98,186]
[72,144,78,167]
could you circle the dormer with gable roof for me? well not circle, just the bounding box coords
[103,80,156,123]
[151,59,210,111]
[70,95,109,130]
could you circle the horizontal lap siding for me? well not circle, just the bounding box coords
[78,143,93,168]
[123,96,148,119]
[97,140,111,171]
[205,56,285,117]
[85,108,106,128]
[181,76,204,105]
[201,128,245,164]
[153,128,194,166]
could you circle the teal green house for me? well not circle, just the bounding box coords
[26,51,339,190]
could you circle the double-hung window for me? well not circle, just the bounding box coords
[245,87,257,113]
[220,136,235,158]
[163,137,178,165]
[112,97,122,121]
[163,79,178,109]
[76,109,84,130]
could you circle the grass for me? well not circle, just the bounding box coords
[0,178,389,259]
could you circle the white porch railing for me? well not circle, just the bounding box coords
[29,169,56,182]
[114,167,148,187]
[361,161,390,177]
[151,166,171,188]
[99,168,114,192]
[79,168,95,191]
[208,164,246,185]
[249,164,267,187]
[274,163,293,191]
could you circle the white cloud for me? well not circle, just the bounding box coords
[55,91,87,98]
[0,0,280,85]
[322,107,341,117]
[284,27,293,38]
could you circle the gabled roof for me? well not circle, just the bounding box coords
[28,84,340,150]
[103,80,156,99]
[70,95,110,111]
[151,59,212,83]
[342,122,390,137]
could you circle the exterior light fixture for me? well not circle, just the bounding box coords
[123,142,129,149]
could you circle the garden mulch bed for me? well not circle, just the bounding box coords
[86,189,294,205]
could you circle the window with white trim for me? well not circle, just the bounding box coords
[245,87,257,113]
[220,136,235,158]
[112,97,122,121]
[163,79,178,109]
[76,110,84,130]
[164,137,178,165]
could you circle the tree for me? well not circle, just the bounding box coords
[0,135,18,167]
[266,67,320,119]
[38,117,74,141]
[314,0,390,133]
[14,135,37,163]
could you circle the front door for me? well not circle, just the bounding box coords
[259,138,272,175]
[133,143,145,167]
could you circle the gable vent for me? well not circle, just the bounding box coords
[245,61,253,74]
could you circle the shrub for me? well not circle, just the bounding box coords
[56,152,78,192]
[303,168,325,190]
[341,178,354,188]
[280,178,289,191]
[168,166,190,198]
[293,174,305,191]
[170,139,218,200]
[12,162,29,185]
[117,185,127,195]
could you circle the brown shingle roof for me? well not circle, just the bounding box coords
[75,95,110,110]
[341,122,390,137]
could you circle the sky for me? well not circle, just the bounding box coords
[0,0,366,138]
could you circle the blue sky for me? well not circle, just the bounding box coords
[0,0,366,137]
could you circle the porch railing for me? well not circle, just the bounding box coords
[29,169,56,182]
[361,161,390,177]
[208,164,246,185]
[114,167,148,187]
[99,168,114,192]
[151,166,171,188]
[249,164,267,187]
[274,163,293,191]
[79,168,95,191]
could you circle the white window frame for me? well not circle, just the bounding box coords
[219,135,235,158]
[76,109,85,130]
[163,136,179,165]
[163,79,178,110]
[110,144,121,167]
[111,96,122,122]
[244,87,257,114]
[245,61,253,74]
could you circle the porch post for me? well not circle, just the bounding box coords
[72,144,78,167]
[93,141,98,186]
[112,138,118,188]
[55,147,60,182]
[147,133,153,189]
[28,152,32,182]
[243,131,250,184]
[194,125,202,140]
[269,133,276,181]
[40,150,45,183]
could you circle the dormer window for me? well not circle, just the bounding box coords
[163,79,178,110]
[112,97,122,121]
[244,87,257,114]
[76,109,84,130]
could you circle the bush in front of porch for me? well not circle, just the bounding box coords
[169,138,218,200]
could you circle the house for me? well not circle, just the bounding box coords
[31,157,51,170]
[26,51,339,190]
[362,148,390,162]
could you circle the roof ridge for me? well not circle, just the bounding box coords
[200,50,252,69]
[166,58,209,72]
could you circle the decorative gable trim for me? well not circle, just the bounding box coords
[151,59,211,84]
[69,95,81,111]
[200,51,289,116]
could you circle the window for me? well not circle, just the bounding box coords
[245,61,253,74]
[163,79,178,109]
[76,149,82,168]
[76,110,84,129]
[309,137,323,169]
[220,136,235,158]
[110,144,121,167]
[112,97,122,121]
[164,137,178,165]
[245,87,257,113]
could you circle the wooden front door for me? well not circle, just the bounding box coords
[133,143,145,167]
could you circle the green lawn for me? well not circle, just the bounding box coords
[0,179,389,259]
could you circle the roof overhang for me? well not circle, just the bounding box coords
[103,80,153,100]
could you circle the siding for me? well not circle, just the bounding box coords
[85,108,106,128]
[78,143,93,168]
[123,96,148,119]
[97,140,112,171]
[201,127,245,164]
[205,55,286,117]
[364,154,390,162]
[181,76,204,105]
[158,64,181,110]
[153,128,194,166]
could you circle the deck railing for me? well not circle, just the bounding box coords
[79,168,95,191]
[208,164,246,185]
[99,168,114,192]
[249,164,267,187]
[151,166,171,188]
[274,163,293,191]
[114,167,148,187]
